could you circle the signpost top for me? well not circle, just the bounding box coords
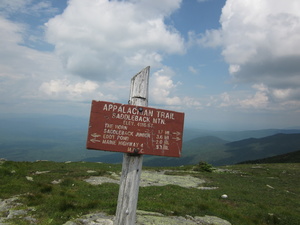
[87,100,184,157]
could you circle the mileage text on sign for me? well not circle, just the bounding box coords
[86,101,185,157]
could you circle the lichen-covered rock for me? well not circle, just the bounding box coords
[62,210,232,225]
[63,213,114,225]
[0,196,37,224]
[84,170,205,188]
[135,211,232,225]
[136,210,196,225]
[194,215,232,225]
[139,171,205,188]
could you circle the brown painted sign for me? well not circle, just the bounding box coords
[87,101,184,157]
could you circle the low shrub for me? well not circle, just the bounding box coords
[193,161,214,172]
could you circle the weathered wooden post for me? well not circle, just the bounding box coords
[86,66,184,225]
[114,66,149,225]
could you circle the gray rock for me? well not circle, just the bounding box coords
[194,215,232,225]
[135,211,232,225]
[7,209,27,219]
[63,213,114,225]
[0,196,37,224]
[0,197,20,213]
[136,210,196,225]
[62,210,232,225]
[84,170,205,188]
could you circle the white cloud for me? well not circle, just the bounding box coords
[128,0,182,19]
[217,84,270,109]
[198,0,300,108]
[38,78,126,103]
[219,0,300,65]
[39,79,99,99]
[219,92,231,107]
[197,29,223,48]
[0,5,194,116]
[215,82,300,112]
[188,66,198,74]
[0,16,24,46]
[150,67,201,108]
[228,64,240,74]
[0,0,58,16]
[0,1,58,52]
[0,15,106,115]
[0,0,28,15]
[272,88,292,100]
[45,0,185,81]
[125,50,162,68]
[150,67,181,105]
[0,16,60,92]
[252,83,269,93]
[239,91,269,109]
[182,97,202,109]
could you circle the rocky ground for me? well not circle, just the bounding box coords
[84,170,208,188]
[0,169,231,225]
[63,210,232,225]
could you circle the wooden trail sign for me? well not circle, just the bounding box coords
[86,101,184,157]
[86,66,185,225]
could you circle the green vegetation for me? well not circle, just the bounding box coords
[193,161,215,172]
[0,161,121,224]
[0,160,299,225]
[239,150,300,164]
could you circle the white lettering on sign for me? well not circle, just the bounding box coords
[117,136,129,141]
[87,101,184,157]
[123,120,135,126]
[103,134,115,139]
[103,103,154,117]
[135,132,150,138]
[112,113,151,123]
[115,125,128,130]
[118,141,140,147]
[137,122,153,128]
[104,128,133,135]
[156,111,175,120]
[102,103,176,123]
[102,139,116,145]
[105,123,113,129]
[152,118,165,124]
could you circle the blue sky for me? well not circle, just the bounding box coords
[1,0,300,130]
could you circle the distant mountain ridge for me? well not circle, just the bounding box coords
[183,128,300,142]
[238,150,300,164]
[1,115,300,166]
[215,133,300,165]
[142,133,300,166]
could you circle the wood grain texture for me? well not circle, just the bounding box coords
[114,66,149,225]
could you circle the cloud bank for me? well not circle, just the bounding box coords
[1,0,197,114]
[199,0,300,109]
[45,0,185,81]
